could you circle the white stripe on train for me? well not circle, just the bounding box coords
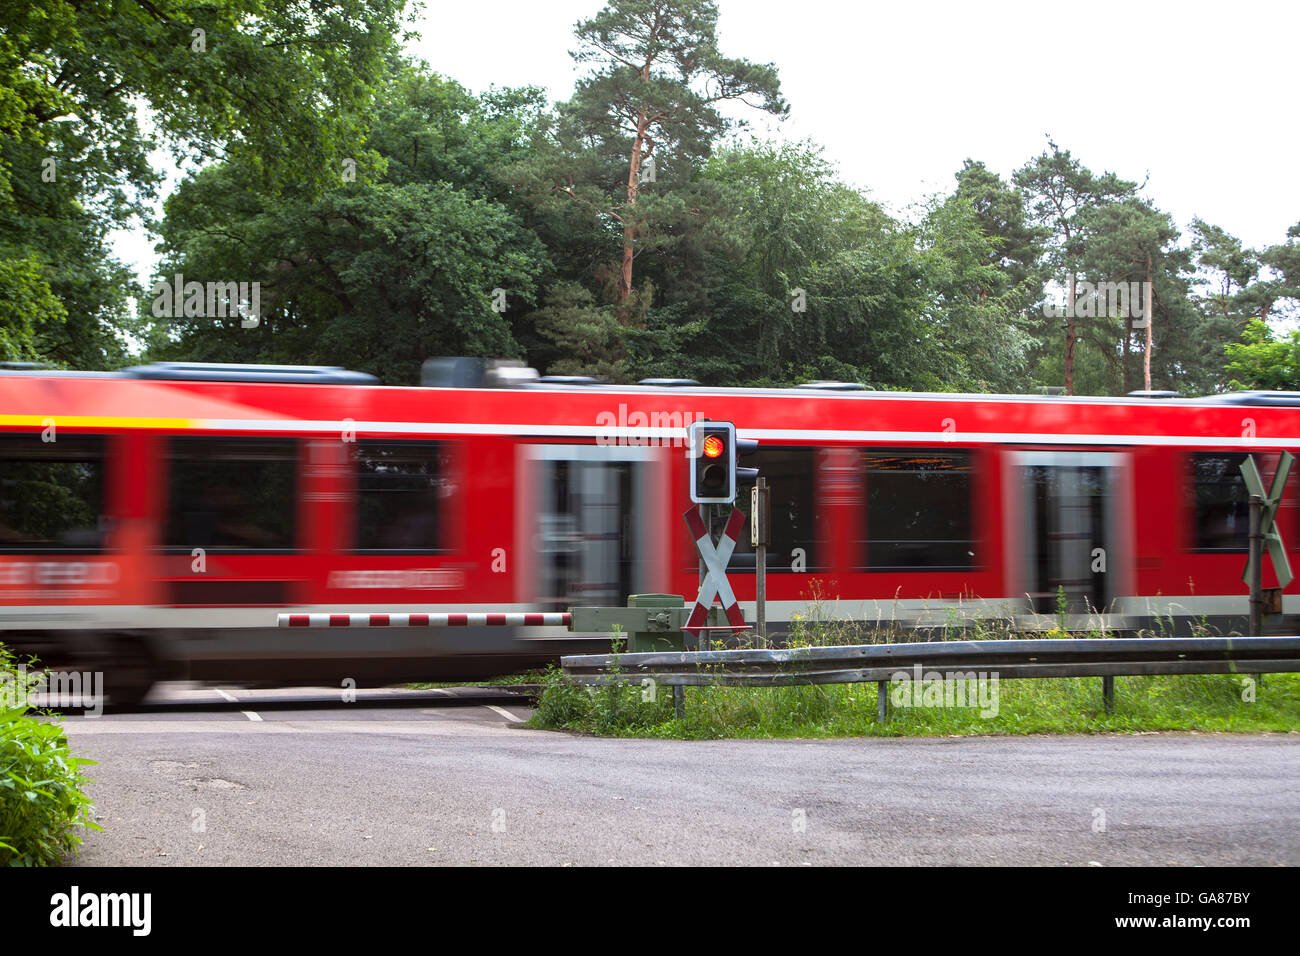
[198,418,1300,448]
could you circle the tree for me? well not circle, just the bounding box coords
[1191,219,1300,394]
[0,253,66,361]
[529,282,630,380]
[910,192,1035,392]
[0,131,144,369]
[1260,221,1300,322]
[952,159,1046,307]
[1224,320,1300,391]
[1191,219,1267,324]
[1,0,406,370]
[145,64,551,383]
[1076,198,1185,392]
[4,0,406,193]
[555,0,787,309]
[689,141,885,380]
[1014,141,1140,394]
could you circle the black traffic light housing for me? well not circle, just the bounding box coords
[736,436,759,488]
[690,421,759,505]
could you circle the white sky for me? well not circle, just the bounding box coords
[114,0,1300,285]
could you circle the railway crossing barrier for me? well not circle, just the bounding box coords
[278,595,734,718]
[278,612,572,627]
[560,636,1300,721]
[276,600,726,651]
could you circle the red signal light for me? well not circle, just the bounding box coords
[703,435,725,458]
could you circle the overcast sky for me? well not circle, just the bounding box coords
[116,0,1300,284]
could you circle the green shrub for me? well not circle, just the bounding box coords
[531,637,674,734]
[533,664,592,727]
[0,645,100,866]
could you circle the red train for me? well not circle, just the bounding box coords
[1,360,1296,702]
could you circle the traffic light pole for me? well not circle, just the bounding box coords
[687,419,759,651]
[1240,452,1293,653]
[1250,494,1263,638]
[697,502,708,648]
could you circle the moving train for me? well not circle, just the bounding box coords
[1,359,1296,702]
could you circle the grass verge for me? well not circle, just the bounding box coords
[528,666,1300,739]
[528,595,1300,739]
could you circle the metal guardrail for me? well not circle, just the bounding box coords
[561,636,1300,719]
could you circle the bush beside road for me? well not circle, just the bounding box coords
[0,643,100,865]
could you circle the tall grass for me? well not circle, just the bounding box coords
[528,595,1300,739]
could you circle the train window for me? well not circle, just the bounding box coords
[1190,452,1256,551]
[165,437,297,550]
[353,441,449,552]
[0,435,106,551]
[860,450,974,570]
[729,446,820,572]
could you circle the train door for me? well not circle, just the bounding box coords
[1010,451,1131,616]
[521,445,662,611]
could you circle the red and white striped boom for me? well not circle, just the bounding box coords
[278,612,572,628]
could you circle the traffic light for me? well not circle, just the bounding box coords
[736,436,759,488]
[690,421,733,504]
[689,421,759,504]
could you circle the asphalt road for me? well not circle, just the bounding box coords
[56,683,1300,866]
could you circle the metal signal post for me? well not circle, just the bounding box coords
[1240,451,1294,637]
[684,420,761,648]
[752,476,770,646]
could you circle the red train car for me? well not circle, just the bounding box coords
[1,361,1296,702]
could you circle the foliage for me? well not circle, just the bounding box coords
[553,0,787,305]
[1224,319,1300,390]
[533,665,595,727]
[528,610,1300,740]
[528,282,630,380]
[2,0,407,194]
[142,64,550,383]
[0,643,100,866]
[5,3,1298,398]
[1,0,407,371]
[533,631,673,733]
[0,252,65,361]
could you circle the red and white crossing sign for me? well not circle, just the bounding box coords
[683,506,748,639]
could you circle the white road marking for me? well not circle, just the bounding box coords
[59,720,494,736]
[215,688,261,721]
[485,704,519,722]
